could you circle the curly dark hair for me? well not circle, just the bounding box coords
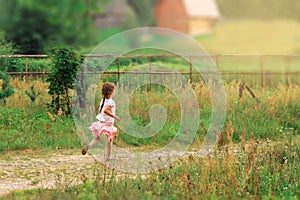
[99,82,115,113]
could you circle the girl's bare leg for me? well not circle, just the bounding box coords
[88,136,101,147]
[107,139,112,160]
[82,136,100,155]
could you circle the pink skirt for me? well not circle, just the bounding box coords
[88,121,117,141]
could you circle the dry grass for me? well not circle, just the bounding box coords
[5,77,50,109]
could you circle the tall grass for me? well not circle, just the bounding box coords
[0,78,80,151]
[115,80,300,148]
[1,78,299,199]
[0,78,299,151]
[0,107,80,151]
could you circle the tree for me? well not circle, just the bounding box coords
[47,48,81,116]
[0,0,109,52]
[0,0,17,31]
[5,7,52,54]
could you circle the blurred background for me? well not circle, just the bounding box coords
[0,0,300,55]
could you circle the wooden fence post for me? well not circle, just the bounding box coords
[80,59,86,108]
[117,57,120,85]
[215,54,219,70]
[149,56,152,91]
[25,57,28,82]
[285,56,290,87]
[260,55,264,88]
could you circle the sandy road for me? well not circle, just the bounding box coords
[0,147,195,197]
[0,149,97,197]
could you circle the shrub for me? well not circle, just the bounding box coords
[0,71,14,104]
[47,48,81,116]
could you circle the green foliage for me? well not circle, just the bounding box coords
[25,85,41,102]
[4,7,53,54]
[0,71,14,104]
[0,0,107,52]
[0,107,80,151]
[0,35,15,71]
[0,1,17,30]
[0,37,14,104]
[5,57,53,73]
[47,48,81,116]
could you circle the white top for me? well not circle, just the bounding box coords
[96,98,116,123]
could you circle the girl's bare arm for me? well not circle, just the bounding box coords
[104,106,120,122]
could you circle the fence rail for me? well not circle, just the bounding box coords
[2,54,300,88]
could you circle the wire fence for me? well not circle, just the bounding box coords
[2,54,300,88]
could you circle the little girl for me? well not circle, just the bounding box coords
[82,82,120,160]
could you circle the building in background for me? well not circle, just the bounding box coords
[155,0,220,34]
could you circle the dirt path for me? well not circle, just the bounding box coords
[0,149,97,197]
[2,137,294,197]
[0,147,201,197]
[0,148,197,197]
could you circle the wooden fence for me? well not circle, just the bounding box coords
[2,54,300,88]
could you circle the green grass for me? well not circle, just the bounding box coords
[0,107,80,151]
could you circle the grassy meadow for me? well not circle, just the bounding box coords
[1,20,300,199]
[1,76,299,199]
[1,77,299,151]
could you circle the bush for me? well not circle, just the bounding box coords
[0,71,14,104]
[47,48,82,116]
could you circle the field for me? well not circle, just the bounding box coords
[196,20,300,55]
[0,76,299,199]
[1,20,300,199]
